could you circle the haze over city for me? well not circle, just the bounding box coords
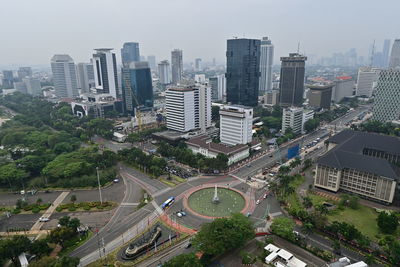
[1,0,399,65]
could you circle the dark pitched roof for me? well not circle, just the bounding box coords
[319,130,400,180]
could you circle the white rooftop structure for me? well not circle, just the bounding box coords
[264,244,307,267]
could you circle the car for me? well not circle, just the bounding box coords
[113,178,120,183]
[246,212,251,217]
[39,217,50,222]
[185,242,192,249]
[177,212,182,218]
[247,164,251,167]
[180,211,187,216]
[20,190,25,195]
[256,200,260,205]
[263,194,268,199]
[269,154,273,157]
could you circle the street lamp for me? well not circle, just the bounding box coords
[96,167,103,204]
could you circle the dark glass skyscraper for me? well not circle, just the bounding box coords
[225,38,260,107]
[122,62,153,115]
[121,42,140,66]
[279,53,307,107]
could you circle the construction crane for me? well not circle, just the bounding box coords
[123,71,143,131]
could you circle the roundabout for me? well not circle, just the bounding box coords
[185,185,247,218]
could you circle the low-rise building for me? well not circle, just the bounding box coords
[314,130,400,204]
[71,93,123,118]
[263,90,280,106]
[282,107,314,134]
[219,105,253,145]
[307,83,333,110]
[186,135,249,165]
[264,244,307,267]
[328,257,367,267]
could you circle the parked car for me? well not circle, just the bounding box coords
[177,212,183,218]
[39,217,50,222]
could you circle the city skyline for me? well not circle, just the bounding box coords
[0,0,399,66]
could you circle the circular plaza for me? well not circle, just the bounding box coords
[185,186,247,218]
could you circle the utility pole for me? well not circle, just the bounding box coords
[96,167,103,204]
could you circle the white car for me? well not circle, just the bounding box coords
[177,212,183,218]
[256,200,261,205]
[39,217,50,222]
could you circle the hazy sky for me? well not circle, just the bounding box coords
[1,0,399,66]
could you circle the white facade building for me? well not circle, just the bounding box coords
[194,74,206,84]
[22,77,41,96]
[220,105,253,146]
[356,67,380,97]
[282,107,314,134]
[195,85,212,132]
[158,60,171,85]
[372,69,400,122]
[259,37,274,93]
[265,244,307,267]
[332,77,355,102]
[50,54,79,98]
[76,63,94,93]
[92,48,119,98]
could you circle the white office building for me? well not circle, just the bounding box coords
[282,107,314,134]
[166,85,211,132]
[389,39,400,69]
[194,74,206,84]
[50,54,79,98]
[220,105,253,146]
[92,48,119,98]
[356,67,380,97]
[332,77,355,102]
[259,37,274,93]
[76,63,94,93]
[158,60,171,85]
[23,77,41,96]
[372,69,400,122]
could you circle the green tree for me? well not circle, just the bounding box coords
[0,163,28,188]
[304,118,320,133]
[0,235,31,266]
[29,256,80,267]
[270,217,295,240]
[377,211,399,234]
[302,197,313,209]
[192,213,254,256]
[29,238,52,257]
[70,194,77,203]
[163,253,202,267]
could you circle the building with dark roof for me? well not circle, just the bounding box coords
[314,130,400,204]
[186,135,250,165]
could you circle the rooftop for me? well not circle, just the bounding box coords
[186,135,248,155]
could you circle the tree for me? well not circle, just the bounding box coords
[192,213,254,256]
[270,217,295,240]
[0,235,31,266]
[315,204,328,215]
[332,240,341,255]
[279,165,291,175]
[70,194,77,203]
[29,256,80,267]
[377,211,399,234]
[163,253,202,267]
[0,163,28,188]
[30,238,51,257]
[302,197,313,209]
[49,227,75,247]
[304,118,320,133]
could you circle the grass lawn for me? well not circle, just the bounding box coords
[308,192,337,206]
[328,205,380,241]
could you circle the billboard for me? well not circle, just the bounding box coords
[287,144,300,159]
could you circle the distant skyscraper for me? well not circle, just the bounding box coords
[17,67,32,80]
[209,75,225,102]
[158,60,171,85]
[372,69,400,122]
[122,61,153,115]
[382,39,391,67]
[2,70,14,89]
[76,63,94,93]
[121,42,140,66]
[389,39,400,68]
[50,54,79,98]
[195,58,202,71]
[23,77,41,96]
[356,67,380,97]
[226,38,261,107]
[92,48,119,98]
[259,37,274,93]
[171,49,183,84]
[279,53,307,107]
[147,55,156,71]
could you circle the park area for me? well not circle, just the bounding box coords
[187,187,245,218]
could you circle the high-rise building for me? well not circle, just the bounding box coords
[165,86,211,132]
[382,39,391,67]
[23,77,41,96]
[307,84,333,110]
[194,74,206,84]
[332,76,355,103]
[121,42,140,66]
[50,54,79,98]
[147,55,156,71]
[389,39,400,69]
[218,74,226,102]
[2,70,14,89]
[209,74,226,102]
[226,38,261,107]
[17,67,32,80]
[220,105,253,145]
[92,48,119,98]
[356,67,380,97]
[194,58,202,71]
[279,53,307,107]
[264,90,279,106]
[259,37,274,93]
[171,49,183,84]
[282,107,314,134]
[76,63,94,93]
[158,60,171,85]
[122,61,153,116]
[372,69,400,122]
[14,81,27,94]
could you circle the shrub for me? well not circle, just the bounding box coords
[96,206,103,210]
[83,206,91,211]
[32,207,40,214]
[68,206,76,211]
[12,208,21,214]
[56,207,63,212]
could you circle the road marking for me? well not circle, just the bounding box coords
[151,200,163,215]
[270,211,283,217]
[120,202,139,206]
